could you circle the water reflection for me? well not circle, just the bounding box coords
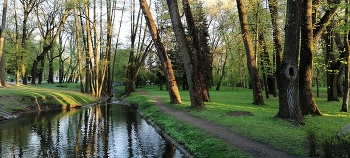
[0,100,183,157]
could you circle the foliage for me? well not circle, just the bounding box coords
[56,83,68,88]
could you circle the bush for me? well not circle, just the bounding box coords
[56,84,68,88]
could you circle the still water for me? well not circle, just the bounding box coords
[0,99,184,157]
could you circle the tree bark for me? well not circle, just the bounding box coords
[167,0,204,109]
[0,0,8,87]
[341,32,350,112]
[325,28,340,101]
[299,0,322,115]
[276,0,304,123]
[20,0,37,85]
[236,0,265,105]
[341,3,350,112]
[73,1,85,93]
[139,0,182,104]
[268,0,283,90]
[182,0,210,102]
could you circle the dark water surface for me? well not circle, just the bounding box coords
[0,100,184,157]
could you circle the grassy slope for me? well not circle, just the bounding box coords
[0,83,99,114]
[127,86,349,157]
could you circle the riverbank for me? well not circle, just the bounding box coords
[0,83,101,121]
[125,86,350,158]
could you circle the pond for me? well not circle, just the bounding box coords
[0,99,184,157]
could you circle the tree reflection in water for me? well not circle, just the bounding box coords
[0,101,183,157]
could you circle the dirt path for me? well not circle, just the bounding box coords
[137,91,298,158]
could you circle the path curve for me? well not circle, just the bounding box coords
[137,90,298,158]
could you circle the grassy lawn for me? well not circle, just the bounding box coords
[126,86,350,157]
[0,83,98,114]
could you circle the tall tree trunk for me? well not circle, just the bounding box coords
[13,4,20,86]
[73,1,85,93]
[182,0,210,102]
[259,34,271,98]
[167,0,204,109]
[125,1,141,96]
[325,28,340,101]
[84,0,94,94]
[341,3,349,112]
[215,37,229,91]
[299,0,322,115]
[341,32,349,112]
[268,0,283,90]
[0,0,8,87]
[236,0,265,105]
[20,0,37,85]
[139,0,182,104]
[106,0,115,95]
[276,0,304,123]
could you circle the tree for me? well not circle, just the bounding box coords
[73,0,84,93]
[268,0,283,91]
[19,0,39,85]
[32,1,71,84]
[0,0,8,87]
[139,0,182,104]
[299,0,340,115]
[236,0,264,105]
[166,0,204,109]
[125,0,143,96]
[182,0,210,101]
[341,1,350,112]
[276,0,304,123]
[299,0,322,115]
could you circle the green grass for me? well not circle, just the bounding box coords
[0,83,98,113]
[126,94,253,158]
[128,86,350,157]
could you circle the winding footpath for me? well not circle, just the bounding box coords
[137,90,298,158]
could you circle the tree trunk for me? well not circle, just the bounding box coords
[105,0,115,95]
[182,0,210,102]
[299,0,322,115]
[236,0,264,105]
[14,4,20,86]
[268,0,283,90]
[0,0,8,87]
[48,57,54,83]
[341,32,349,112]
[341,3,349,112]
[276,0,304,123]
[325,28,340,101]
[32,8,71,84]
[125,1,141,96]
[73,1,85,93]
[215,45,229,91]
[140,0,182,104]
[38,59,44,84]
[259,34,271,98]
[20,0,36,85]
[167,0,204,109]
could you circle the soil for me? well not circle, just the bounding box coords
[137,90,298,158]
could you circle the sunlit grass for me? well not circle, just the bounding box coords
[0,83,98,113]
[126,94,253,158]
[130,85,349,157]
